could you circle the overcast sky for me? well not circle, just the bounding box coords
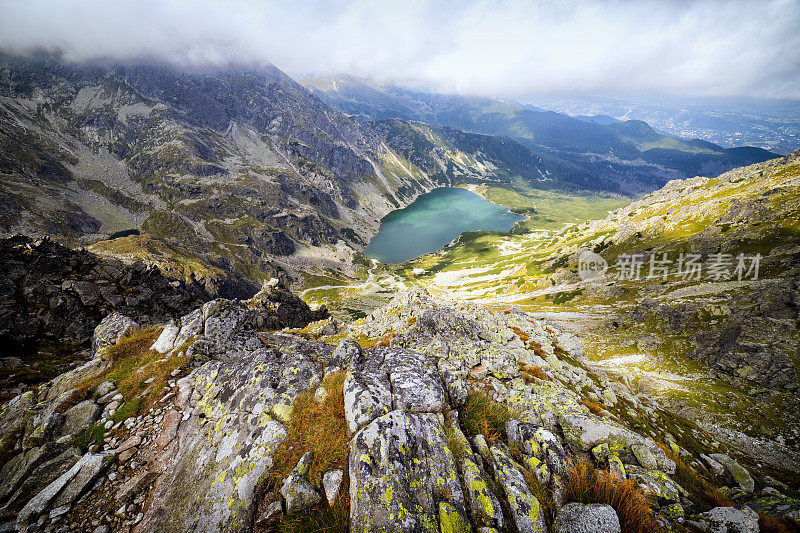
[1,0,799,99]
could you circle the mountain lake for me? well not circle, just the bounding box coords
[364,187,524,263]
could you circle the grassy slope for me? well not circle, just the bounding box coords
[401,154,800,454]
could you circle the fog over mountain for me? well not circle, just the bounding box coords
[1,0,799,99]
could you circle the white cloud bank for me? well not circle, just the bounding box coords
[1,0,798,99]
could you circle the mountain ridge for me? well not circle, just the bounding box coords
[301,75,780,195]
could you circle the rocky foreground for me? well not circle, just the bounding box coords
[0,286,798,532]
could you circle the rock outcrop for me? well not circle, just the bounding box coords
[0,286,796,532]
[0,235,210,349]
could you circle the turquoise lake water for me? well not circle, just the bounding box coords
[364,187,524,264]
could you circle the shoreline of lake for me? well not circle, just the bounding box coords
[364,187,524,264]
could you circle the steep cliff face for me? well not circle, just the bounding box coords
[1,286,796,532]
[0,55,435,285]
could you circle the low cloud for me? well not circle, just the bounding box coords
[1,0,798,99]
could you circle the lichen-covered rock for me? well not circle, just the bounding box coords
[559,414,674,474]
[553,503,621,533]
[385,348,446,413]
[696,506,759,533]
[660,503,685,524]
[631,443,659,471]
[328,338,362,372]
[709,454,755,493]
[188,282,328,362]
[490,444,547,533]
[461,456,504,529]
[533,428,569,507]
[344,346,445,436]
[92,312,138,357]
[323,469,344,506]
[137,334,323,532]
[281,452,322,515]
[439,501,471,533]
[0,273,751,533]
[349,410,466,532]
[344,368,392,436]
[625,465,682,503]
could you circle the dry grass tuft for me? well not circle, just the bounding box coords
[445,423,467,457]
[658,444,732,511]
[565,460,659,533]
[267,371,350,533]
[276,497,350,533]
[101,326,189,415]
[269,371,349,488]
[759,512,800,533]
[71,326,188,423]
[510,326,530,342]
[461,391,511,445]
[527,340,548,360]
[519,362,550,382]
[376,331,396,347]
[581,398,604,415]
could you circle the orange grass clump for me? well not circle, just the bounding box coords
[269,371,349,488]
[565,460,659,533]
[461,391,511,445]
[581,398,604,415]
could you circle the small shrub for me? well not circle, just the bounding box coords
[520,362,550,382]
[565,460,659,533]
[461,391,511,444]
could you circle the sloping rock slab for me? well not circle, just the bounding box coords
[136,341,322,532]
[349,410,466,532]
